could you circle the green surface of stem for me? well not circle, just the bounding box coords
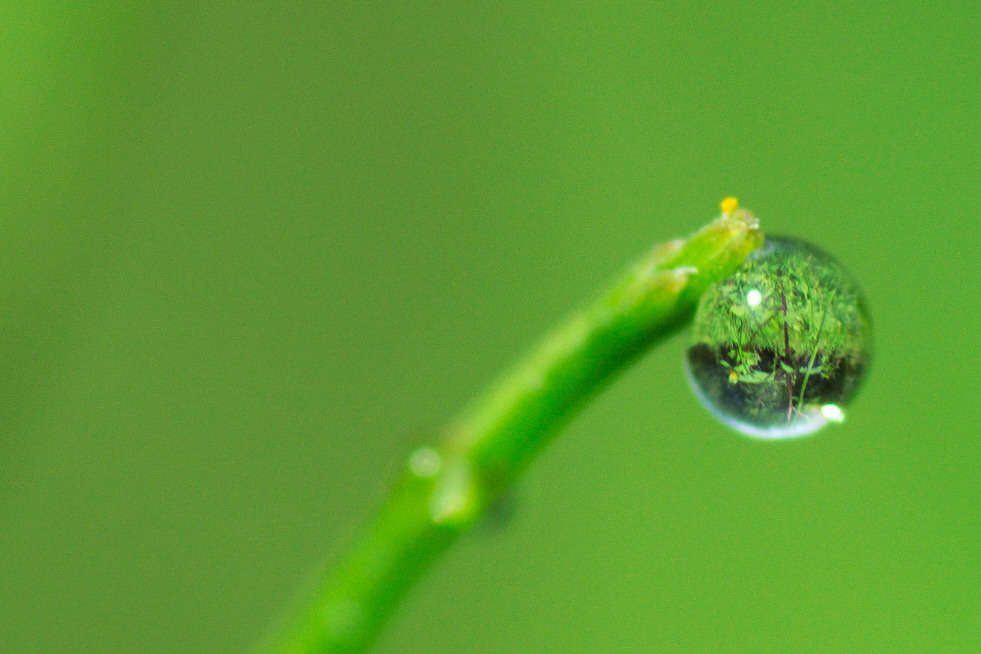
[258,206,763,654]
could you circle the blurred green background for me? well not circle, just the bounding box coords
[1,3,978,652]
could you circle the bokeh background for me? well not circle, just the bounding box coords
[1,3,978,652]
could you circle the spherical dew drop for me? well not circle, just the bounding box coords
[685,236,871,439]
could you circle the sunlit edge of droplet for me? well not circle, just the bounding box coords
[713,410,828,440]
[684,356,831,441]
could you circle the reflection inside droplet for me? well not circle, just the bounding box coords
[685,237,871,439]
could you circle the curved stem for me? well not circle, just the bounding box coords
[257,204,764,654]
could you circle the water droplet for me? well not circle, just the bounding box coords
[408,446,442,478]
[685,237,871,439]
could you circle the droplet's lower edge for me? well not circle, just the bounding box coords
[714,412,829,440]
[684,355,831,440]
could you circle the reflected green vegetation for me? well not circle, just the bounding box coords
[686,237,871,438]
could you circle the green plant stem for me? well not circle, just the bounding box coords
[258,205,763,654]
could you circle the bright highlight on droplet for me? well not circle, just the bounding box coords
[821,403,845,422]
[685,236,871,439]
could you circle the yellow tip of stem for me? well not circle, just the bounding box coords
[720,197,739,215]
